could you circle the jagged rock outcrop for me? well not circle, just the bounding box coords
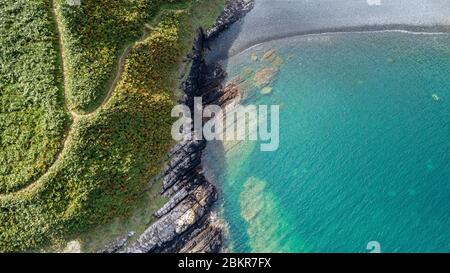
[123,37,225,252]
[206,0,255,40]
[123,159,219,253]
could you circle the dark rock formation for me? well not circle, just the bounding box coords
[206,0,255,40]
[102,0,254,253]
[123,33,224,253]
[99,232,135,254]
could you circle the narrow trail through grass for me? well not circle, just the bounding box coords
[0,1,70,196]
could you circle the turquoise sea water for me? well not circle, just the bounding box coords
[205,32,450,253]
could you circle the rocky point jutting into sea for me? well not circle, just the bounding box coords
[98,0,255,253]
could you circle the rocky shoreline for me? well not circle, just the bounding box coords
[100,0,255,253]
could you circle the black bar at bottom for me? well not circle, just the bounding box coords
[0,253,448,272]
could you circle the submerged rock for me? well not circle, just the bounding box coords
[432,94,440,101]
[261,86,273,95]
[239,177,303,252]
[387,57,396,64]
[240,67,254,79]
[262,49,276,61]
[254,67,276,87]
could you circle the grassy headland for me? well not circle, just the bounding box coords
[0,0,224,252]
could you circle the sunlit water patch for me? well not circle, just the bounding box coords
[204,32,450,253]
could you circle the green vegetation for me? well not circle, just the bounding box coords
[0,0,69,194]
[56,0,161,114]
[76,179,168,253]
[0,0,224,252]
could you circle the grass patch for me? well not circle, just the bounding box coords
[76,179,168,253]
[55,0,164,114]
[0,0,69,194]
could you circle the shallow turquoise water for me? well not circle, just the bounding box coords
[205,32,450,253]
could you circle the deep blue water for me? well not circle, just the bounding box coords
[205,32,450,253]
